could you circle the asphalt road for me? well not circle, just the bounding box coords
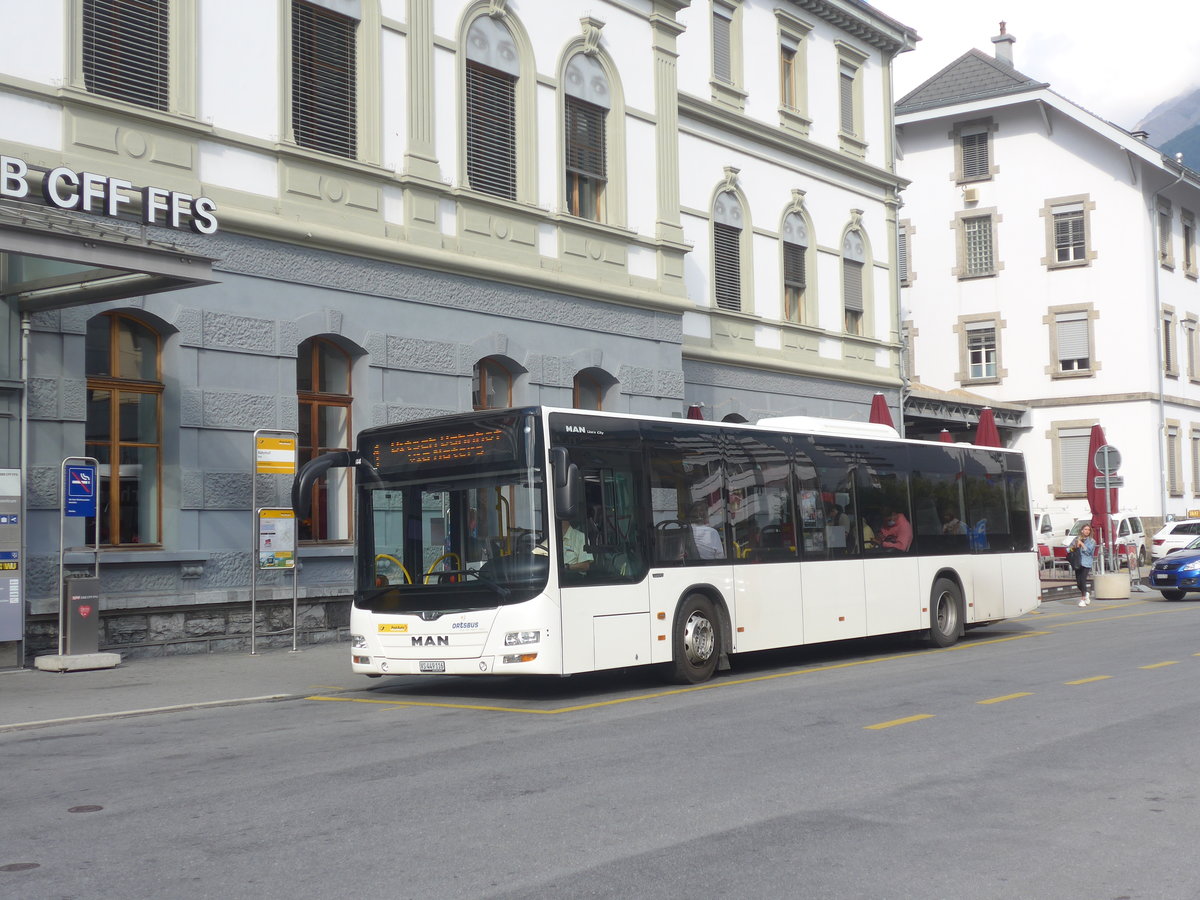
[3,595,1199,899]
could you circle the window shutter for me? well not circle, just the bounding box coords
[466,62,517,199]
[1054,207,1085,261]
[839,67,855,133]
[712,10,733,84]
[898,227,909,283]
[292,1,357,158]
[1059,432,1090,493]
[565,98,606,180]
[961,131,989,178]
[1168,429,1180,492]
[843,260,863,312]
[82,0,169,111]
[714,222,742,312]
[783,241,806,291]
[1056,313,1089,362]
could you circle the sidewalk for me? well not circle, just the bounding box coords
[0,640,361,732]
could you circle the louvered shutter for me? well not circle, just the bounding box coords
[292,1,357,158]
[714,222,742,312]
[783,241,806,292]
[565,98,606,180]
[1054,203,1085,262]
[1059,431,1090,493]
[898,227,909,283]
[82,0,169,111]
[961,131,989,178]
[712,10,732,84]
[466,62,517,199]
[843,260,863,312]
[839,66,855,134]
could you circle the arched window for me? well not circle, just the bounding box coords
[564,53,609,220]
[573,370,604,410]
[298,338,352,541]
[473,357,512,410]
[85,313,163,546]
[713,191,744,312]
[842,230,866,335]
[465,15,519,200]
[782,211,808,323]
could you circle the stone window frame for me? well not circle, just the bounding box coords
[283,0,382,165]
[68,0,198,119]
[458,4,537,204]
[779,191,816,325]
[835,41,869,158]
[775,10,812,136]
[951,207,1002,279]
[710,0,747,112]
[953,313,1006,386]
[1183,209,1197,279]
[1047,419,1097,498]
[1040,194,1097,269]
[557,32,628,227]
[1158,200,1174,270]
[1191,424,1200,498]
[1163,304,1179,379]
[1185,314,1200,383]
[951,119,998,184]
[901,319,918,385]
[1166,419,1182,497]
[1044,302,1099,379]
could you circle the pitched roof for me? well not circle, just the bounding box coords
[896,48,1047,114]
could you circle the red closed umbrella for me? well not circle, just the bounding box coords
[973,407,1000,447]
[868,393,894,428]
[1086,423,1116,559]
[938,429,954,443]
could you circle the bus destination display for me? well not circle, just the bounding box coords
[369,427,511,469]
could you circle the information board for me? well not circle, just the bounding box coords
[65,465,97,517]
[255,437,297,475]
[258,508,296,569]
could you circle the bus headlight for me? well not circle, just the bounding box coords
[504,630,540,646]
[351,633,367,649]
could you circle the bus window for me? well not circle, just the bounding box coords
[855,446,912,553]
[963,451,1007,552]
[727,433,795,562]
[909,443,968,555]
[647,429,727,564]
[802,438,860,559]
[558,450,647,583]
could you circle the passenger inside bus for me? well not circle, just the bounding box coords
[879,507,913,552]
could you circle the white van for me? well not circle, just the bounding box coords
[1033,509,1072,545]
[1062,514,1146,565]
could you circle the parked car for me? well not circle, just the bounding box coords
[1062,514,1146,565]
[1149,519,1200,560]
[1033,509,1072,546]
[1147,536,1200,599]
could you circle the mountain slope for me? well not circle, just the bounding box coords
[1136,85,1200,146]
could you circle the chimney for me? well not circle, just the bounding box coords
[991,21,1015,66]
[1131,130,1150,141]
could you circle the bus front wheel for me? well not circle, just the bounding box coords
[928,578,962,648]
[670,593,720,684]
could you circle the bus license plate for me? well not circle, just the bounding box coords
[419,660,446,673]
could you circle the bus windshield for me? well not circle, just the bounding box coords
[357,413,547,612]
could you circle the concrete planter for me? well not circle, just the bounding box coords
[1094,572,1131,600]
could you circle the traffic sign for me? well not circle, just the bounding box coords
[1093,444,1121,475]
[64,465,97,518]
[1093,475,1124,489]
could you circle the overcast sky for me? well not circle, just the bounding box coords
[887,1,1200,129]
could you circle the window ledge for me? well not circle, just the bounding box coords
[64,549,211,565]
[838,132,868,157]
[1047,259,1090,270]
[779,107,811,137]
[956,272,998,281]
[298,543,354,558]
[1051,370,1095,379]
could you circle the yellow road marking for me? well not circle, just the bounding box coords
[1140,661,1179,669]
[1065,676,1111,685]
[977,692,1032,704]
[865,714,934,730]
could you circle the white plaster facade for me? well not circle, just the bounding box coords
[896,38,1200,524]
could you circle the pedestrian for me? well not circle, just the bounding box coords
[1071,523,1097,607]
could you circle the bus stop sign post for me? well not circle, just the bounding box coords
[1093,444,1121,574]
[250,430,298,654]
[58,458,100,657]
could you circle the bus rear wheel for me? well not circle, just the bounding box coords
[928,578,962,648]
[670,594,720,684]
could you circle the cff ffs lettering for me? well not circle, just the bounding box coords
[1,154,218,235]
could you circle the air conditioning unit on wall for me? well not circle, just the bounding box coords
[962,187,980,204]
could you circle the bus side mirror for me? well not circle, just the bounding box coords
[550,447,583,520]
[292,450,356,517]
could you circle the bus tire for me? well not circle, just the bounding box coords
[670,593,720,684]
[1160,589,1185,601]
[928,577,962,648]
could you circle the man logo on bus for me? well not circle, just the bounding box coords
[412,636,450,647]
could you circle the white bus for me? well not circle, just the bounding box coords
[294,407,1040,684]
